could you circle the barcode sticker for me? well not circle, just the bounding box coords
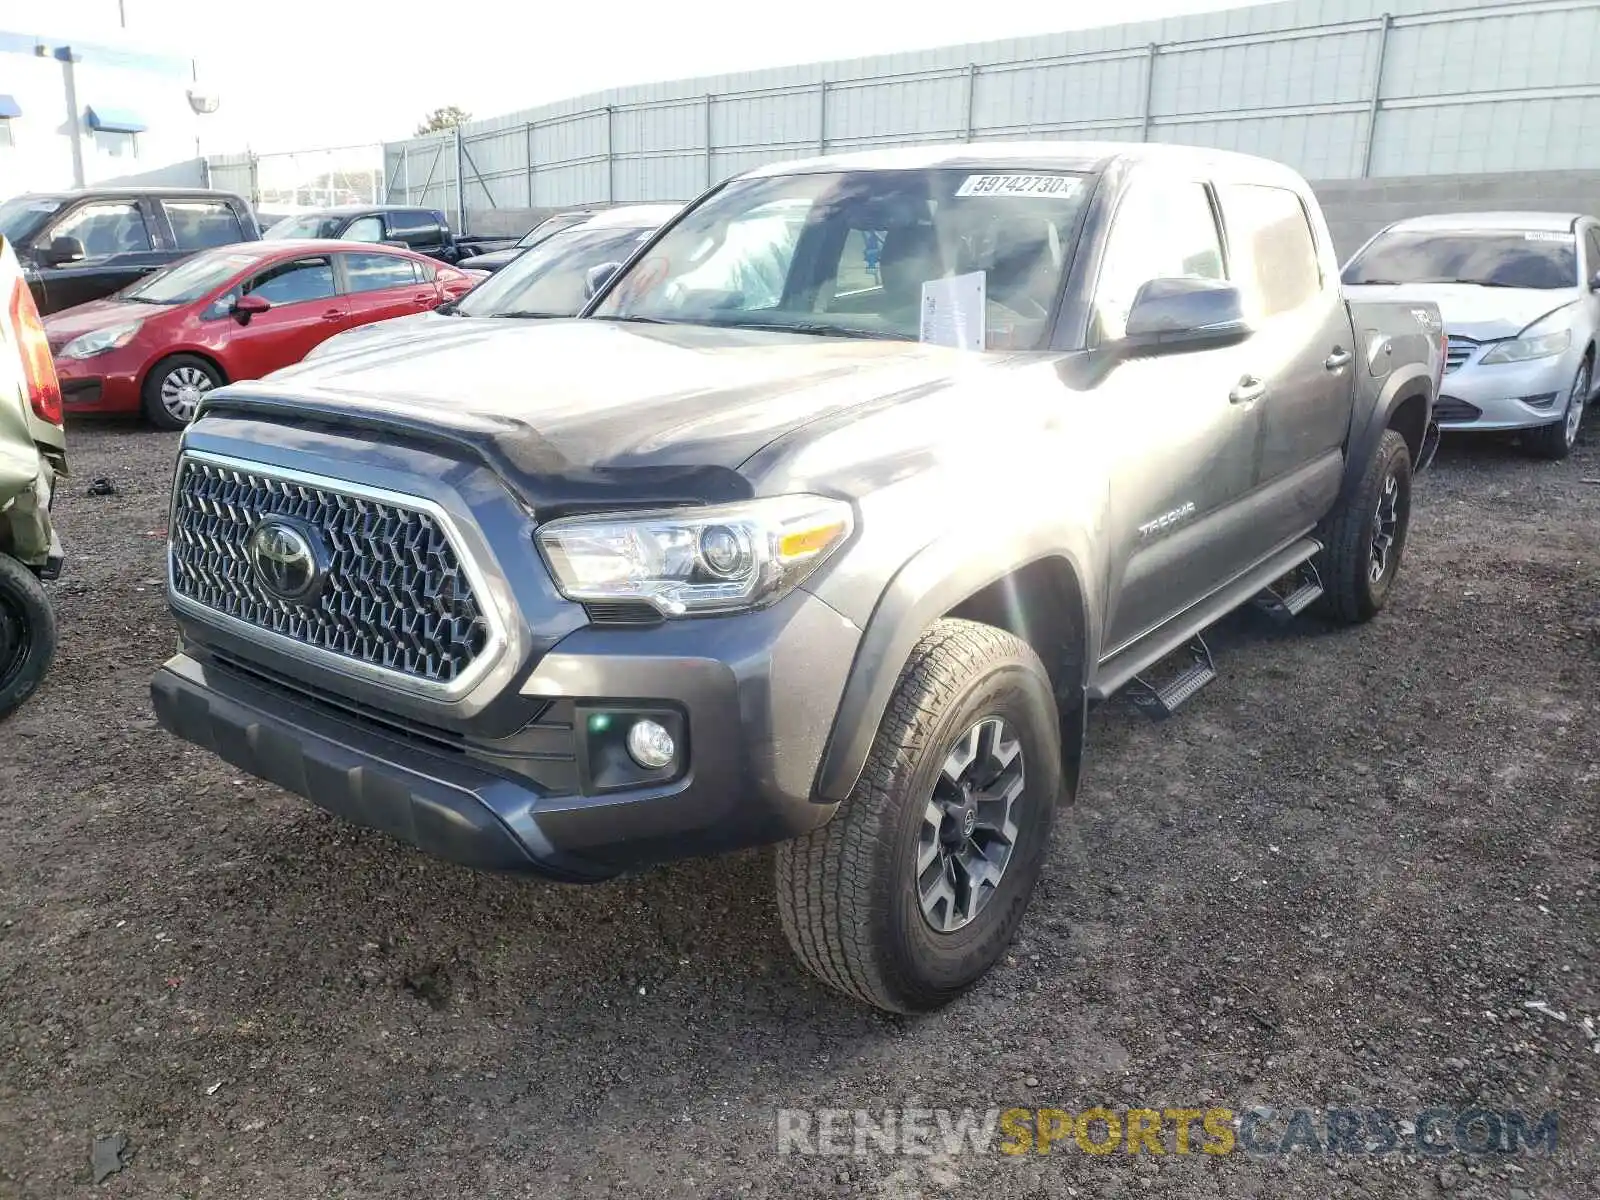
[1523,231,1572,242]
[955,174,1081,198]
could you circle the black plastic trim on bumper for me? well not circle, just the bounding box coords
[151,653,607,880]
[151,592,852,877]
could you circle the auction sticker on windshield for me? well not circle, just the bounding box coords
[1523,231,1573,243]
[955,174,1080,198]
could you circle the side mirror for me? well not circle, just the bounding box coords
[43,236,86,267]
[1589,270,1600,293]
[1121,277,1250,354]
[232,294,272,324]
[584,261,623,300]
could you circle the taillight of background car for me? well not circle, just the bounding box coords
[7,276,63,426]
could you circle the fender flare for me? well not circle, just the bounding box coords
[811,529,1098,803]
[1339,361,1433,504]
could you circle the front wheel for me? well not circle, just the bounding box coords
[775,619,1061,1013]
[1525,356,1590,461]
[1314,427,1414,625]
[141,354,224,431]
[0,555,58,720]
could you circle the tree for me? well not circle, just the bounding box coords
[414,106,472,137]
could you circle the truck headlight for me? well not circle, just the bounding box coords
[1480,329,1570,364]
[57,320,143,359]
[536,495,853,616]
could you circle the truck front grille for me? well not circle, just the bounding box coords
[169,455,492,690]
[1444,336,1477,373]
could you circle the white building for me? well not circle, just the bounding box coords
[0,27,203,196]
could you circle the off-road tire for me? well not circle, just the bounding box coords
[141,354,224,431]
[1525,355,1590,461]
[775,619,1061,1013]
[0,555,57,720]
[1315,428,1413,625]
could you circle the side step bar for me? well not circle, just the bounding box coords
[1128,635,1216,719]
[1090,535,1322,704]
[1253,561,1324,624]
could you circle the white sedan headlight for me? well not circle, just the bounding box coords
[1480,329,1571,364]
[58,320,142,359]
[536,495,853,616]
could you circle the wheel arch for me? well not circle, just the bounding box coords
[1340,361,1433,505]
[140,348,229,400]
[812,540,1096,804]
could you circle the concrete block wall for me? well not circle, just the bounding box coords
[1312,169,1600,263]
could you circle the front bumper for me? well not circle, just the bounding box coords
[1435,348,1585,431]
[151,589,860,879]
[53,356,142,415]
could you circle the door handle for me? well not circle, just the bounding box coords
[1229,375,1266,406]
[1324,347,1353,371]
[321,308,347,321]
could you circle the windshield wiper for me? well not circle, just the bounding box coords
[495,310,562,319]
[714,320,907,341]
[1423,278,1523,288]
[589,313,675,325]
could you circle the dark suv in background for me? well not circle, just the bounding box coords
[261,205,512,266]
[0,188,260,315]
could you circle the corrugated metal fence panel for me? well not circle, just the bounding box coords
[343,0,1600,223]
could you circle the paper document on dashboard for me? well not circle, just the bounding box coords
[919,271,987,351]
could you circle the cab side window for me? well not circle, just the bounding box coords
[1585,227,1600,283]
[1217,184,1323,320]
[1091,181,1225,345]
[49,201,152,257]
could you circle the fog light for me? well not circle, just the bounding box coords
[626,718,676,769]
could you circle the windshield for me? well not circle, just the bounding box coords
[593,169,1090,348]
[0,196,64,246]
[1343,230,1578,289]
[263,214,339,240]
[456,223,660,317]
[119,250,258,305]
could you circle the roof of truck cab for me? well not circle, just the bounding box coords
[736,140,1308,183]
[1385,211,1587,232]
[19,187,249,202]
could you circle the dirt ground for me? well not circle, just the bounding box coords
[1,420,1596,1199]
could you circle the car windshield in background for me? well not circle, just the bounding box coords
[263,215,339,240]
[593,169,1090,348]
[516,214,585,248]
[456,224,658,317]
[1343,230,1578,289]
[119,250,258,304]
[0,196,64,245]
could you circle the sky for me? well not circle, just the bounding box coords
[8,0,1269,154]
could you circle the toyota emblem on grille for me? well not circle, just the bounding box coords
[246,520,326,603]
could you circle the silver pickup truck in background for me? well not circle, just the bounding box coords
[152,142,1443,1012]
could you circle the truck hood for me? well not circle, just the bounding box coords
[1341,282,1582,340]
[211,318,996,512]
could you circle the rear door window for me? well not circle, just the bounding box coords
[340,216,385,244]
[1217,184,1322,319]
[341,251,419,292]
[245,256,337,305]
[165,199,247,250]
[1586,227,1600,280]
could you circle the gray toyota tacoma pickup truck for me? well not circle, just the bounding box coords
[152,143,1443,1013]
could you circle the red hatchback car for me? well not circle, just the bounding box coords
[45,240,475,429]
